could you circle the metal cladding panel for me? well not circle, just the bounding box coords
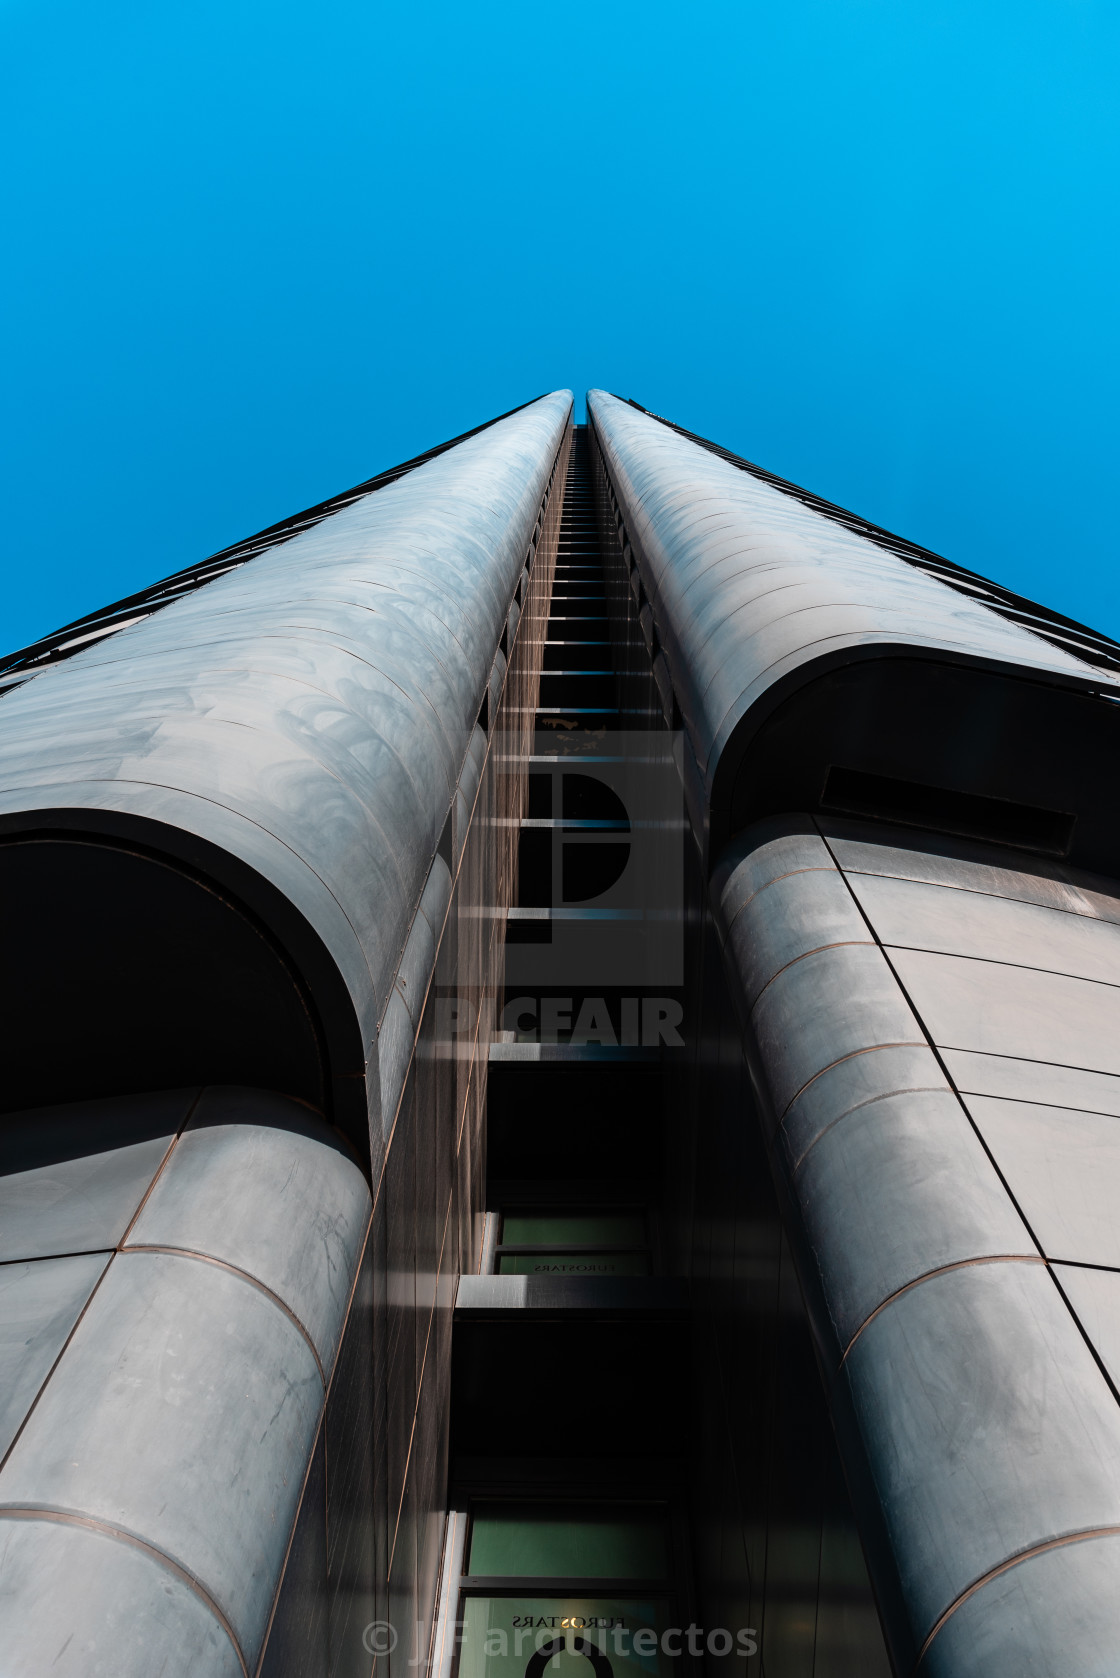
[965,1097,1120,1270]
[125,1088,372,1371]
[0,1248,324,1670]
[0,391,571,1111]
[719,854,872,1011]
[779,1040,946,1166]
[0,1515,245,1678]
[845,1260,1120,1639]
[713,818,1120,1671]
[0,1089,192,1262]
[747,941,924,1120]
[586,389,1112,795]
[891,947,1120,1071]
[0,1254,108,1460]
[829,828,1120,923]
[943,1048,1120,1114]
[1053,1265,1120,1391]
[794,1089,1030,1347]
[0,1087,377,1676]
[919,1533,1120,1678]
[849,869,1120,980]
[709,812,834,938]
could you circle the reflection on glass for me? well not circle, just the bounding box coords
[458,1598,674,1678]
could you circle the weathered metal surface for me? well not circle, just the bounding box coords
[0,1089,191,1261]
[0,392,572,1155]
[713,818,1120,1671]
[588,390,1120,870]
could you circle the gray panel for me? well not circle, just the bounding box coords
[0,1248,323,1666]
[828,825,1120,920]
[0,1515,243,1678]
[966,1096,1120,1267]
[1053,1264,1120,1393]
[0,1090,191,1261]
[0,392,571,1095]
[794,1089,1033,1349]
[892,947,1120,1072]
[710,819,828,929]
[0,1253,108,1460]
[722,860,870,1011]
[852,871,1120,985]
[750,941,923,1120]
[126,1088,371,1372]
[943,1048,1120,1117]
[780,1041,945,1164]
[846,1259,1120,1643]
[587,390,1107,789]
[921,1531,1120,1678]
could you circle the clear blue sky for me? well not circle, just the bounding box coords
[3,0,1118,651]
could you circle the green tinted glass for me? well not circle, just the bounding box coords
[458,1597,676,1678]
[501,1214,647,1247]
[468,1504,668,1579]
[498,1253,649,1277]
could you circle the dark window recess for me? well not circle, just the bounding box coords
[527,773,552,818]
[495,1209,652,1278]
[562,774,630,825]
[821,765,1076,856]
[562,842,630,902]
[515,827,552,907]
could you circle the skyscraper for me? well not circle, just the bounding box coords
[2,389,1120,1676]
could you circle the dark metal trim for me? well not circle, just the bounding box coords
[458,1576,670,1596]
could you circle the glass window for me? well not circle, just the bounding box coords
[501,1213,647,1248]
[458,1596,675,1678]
[468,1504,668,1580]
[498,1252,649,1277]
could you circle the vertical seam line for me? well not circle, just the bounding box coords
[0,1087,204,1477]
[815,824,1120,1413]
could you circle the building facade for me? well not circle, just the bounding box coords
[2,390,1120,1675]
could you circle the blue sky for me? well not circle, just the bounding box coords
[2,0,1118,651]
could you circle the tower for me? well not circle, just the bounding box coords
[2,388,1120,1676]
